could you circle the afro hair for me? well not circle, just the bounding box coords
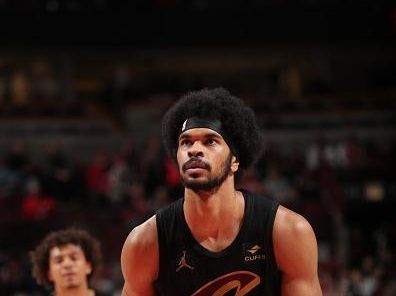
[162,87,262,170]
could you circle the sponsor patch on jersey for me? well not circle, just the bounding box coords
[243,243,266,263]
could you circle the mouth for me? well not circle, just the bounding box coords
[183,160,209,171]
[63,272,76,279]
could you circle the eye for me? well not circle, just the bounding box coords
[180,139,192,147]
[55,258,63,264]
[205,139,217,146]
[70,255,77,261]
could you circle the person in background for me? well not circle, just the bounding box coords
[30,228,103,296]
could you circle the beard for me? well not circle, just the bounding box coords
[181,152,233,192]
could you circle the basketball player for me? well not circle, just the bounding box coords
[121,88,323,295]
[30,228,102,296]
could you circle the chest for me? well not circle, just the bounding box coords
[155,193,281,295]
[158,239,271,296]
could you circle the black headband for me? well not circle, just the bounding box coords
[179,117,238,158]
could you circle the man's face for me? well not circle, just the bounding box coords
[177,128,239,192]
[48,244,92,291]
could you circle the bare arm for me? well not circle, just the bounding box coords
[121,216,159,296]
[274,206,322,296]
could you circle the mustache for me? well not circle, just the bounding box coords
[182,157,211,171]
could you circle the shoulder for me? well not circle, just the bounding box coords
[120,216,160,295]
[121,215,159,282]
[274,206,315,239]
[273,206,318,276]
[122,215,158,255]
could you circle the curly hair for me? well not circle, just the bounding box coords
[162,87,262,170]
[30,228,102,289]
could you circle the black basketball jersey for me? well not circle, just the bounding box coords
[155,190,282,295]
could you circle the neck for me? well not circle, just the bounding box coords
[184,177,236,210]
[184,177,243,233]
[54,285,93,296]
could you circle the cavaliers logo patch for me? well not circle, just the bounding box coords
[191,271,260,296]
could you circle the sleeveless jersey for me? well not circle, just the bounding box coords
[155,190,281,295]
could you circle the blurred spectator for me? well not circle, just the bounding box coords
[41,142,76,202]
[163,155,182,198]
[21,177,56,222]
[85,151,110,206]
[344,136,365,169]
[263,164,295,205]
[108,155,133,205]
[140,136,167,194]
[239,167,265,195]
[2,141,31,199]
[149,186,171,212]
[120,182,150,228]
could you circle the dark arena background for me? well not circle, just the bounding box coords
[0,1,395,295]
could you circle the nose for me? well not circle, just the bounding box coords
[61,257,74,269]
[187,142,204,158]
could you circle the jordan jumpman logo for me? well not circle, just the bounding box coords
[176,250,194,272]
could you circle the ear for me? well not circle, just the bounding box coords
[231,156,239,173]
[85,262,92,275]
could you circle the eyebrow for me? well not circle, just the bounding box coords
[51,251,79,259]
[51,254,65,261]
[178,132,223,141]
